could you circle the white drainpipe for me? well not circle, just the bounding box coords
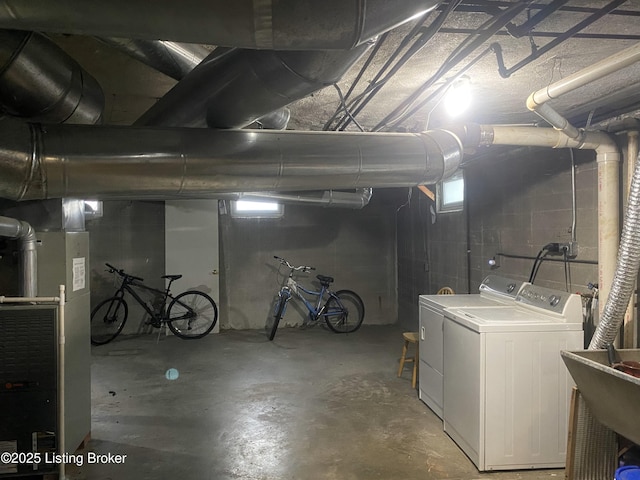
[522,42,640,312]
[478,126,619,309]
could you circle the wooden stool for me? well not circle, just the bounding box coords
[437,286,454,295]
[397,332,419,388]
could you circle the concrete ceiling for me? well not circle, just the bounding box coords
[44,1,640,135]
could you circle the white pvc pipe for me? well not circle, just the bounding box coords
[527,42,640,109]
[58,284,66,480]
[522,46,640,313]
[624,131,639,347]
[480,125,620,306]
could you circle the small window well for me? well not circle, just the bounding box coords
[436,170,464,213]
[230,200,284,218]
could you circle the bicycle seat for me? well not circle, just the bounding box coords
[162,274,182,281]
[316,275,334,285]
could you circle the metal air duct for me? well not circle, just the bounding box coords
[0,118,462,201]
[136,42,374,128]
[225,189,373,209]
[0,30,104,124]
[0,216,37,296]
[97,37,211,81]
[0,0,439,50]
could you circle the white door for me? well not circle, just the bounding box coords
[165,200,220,333]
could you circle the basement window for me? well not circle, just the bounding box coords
[84,200,103,219]
[436,170,464,213]
[230,200,284,219]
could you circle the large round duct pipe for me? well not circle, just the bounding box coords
[98,41,292,131]
[97,37,211,81]
[0,30,104,124]
[0,118,462,201]
[222,188,373,209]
[136,42,374,129]
[0,0,439,50]
[0,216,37,297]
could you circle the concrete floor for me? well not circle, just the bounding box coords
[68,325,565,480]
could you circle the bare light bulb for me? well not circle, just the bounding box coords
[444,76,471,117]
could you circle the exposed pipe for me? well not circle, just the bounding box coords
[0,0,439,50]
[101,41,369,206]
[589,147,640,349]
[526,43,640,318]
[96,37,210,80]
[0,215,37,296]
[135,42,374,129]
[0,29,104,124]
[474,124,619,311]
[624,131,639,348]
[0,118,463,201]
[225,188,373,209]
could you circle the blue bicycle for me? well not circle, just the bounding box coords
[268,256,365,340]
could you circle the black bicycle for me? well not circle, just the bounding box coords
[90,263,218,345]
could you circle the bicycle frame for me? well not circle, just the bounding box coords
[279,273,335,321]
[113,279,174,322]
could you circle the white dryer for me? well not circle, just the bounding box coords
[418,275,528,418]
[443,284,583,471]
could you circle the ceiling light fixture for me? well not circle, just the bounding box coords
[443,75,471,117]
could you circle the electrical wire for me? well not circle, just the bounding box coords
[373,0,535,132]
[322,31,391,131]
[529,247,549,283]
[325,2,462,132]
[563,249,572,292]
[332,84,364,132]
[335,1,462,132]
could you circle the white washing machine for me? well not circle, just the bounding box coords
[418,275,528,418]
[442,284,583,471]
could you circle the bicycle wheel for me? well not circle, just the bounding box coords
[324,290,365,333]
[167,291,218,339]
[91,297,128,345]
[268,293,288,341]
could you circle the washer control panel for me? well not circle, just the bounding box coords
[515,284,582,322]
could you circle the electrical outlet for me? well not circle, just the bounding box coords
[559,241,578,258]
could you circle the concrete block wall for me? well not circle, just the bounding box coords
[219,192,399,330]
[397,146,601,332]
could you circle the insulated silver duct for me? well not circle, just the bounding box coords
[225,188,373,209]
[0,0,439,50]
[0,118,462,201]
[589,148,640,349]
[97,37,211,80]
[100,41,292,130]
[0,29,104,124]
[0,215,37,296]
[136,42,374,129]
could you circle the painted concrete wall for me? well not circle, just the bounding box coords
[219,192,399,330]
[88,200,165,335]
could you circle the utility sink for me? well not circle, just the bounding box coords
[561,349,640,445]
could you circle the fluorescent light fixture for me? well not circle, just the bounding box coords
[230,200,284,218]
[235,200,280,212]
[443,76,471,117]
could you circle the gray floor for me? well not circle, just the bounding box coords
[68,325,565,480]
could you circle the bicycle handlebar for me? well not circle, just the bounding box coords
[273,256,315,273]
[105,263,144,283]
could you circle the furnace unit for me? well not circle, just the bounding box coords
[0,305,58,477]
